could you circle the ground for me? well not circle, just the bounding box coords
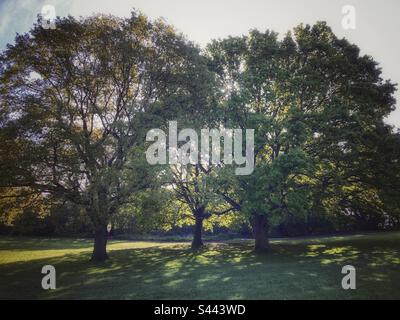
[0,232,399,299]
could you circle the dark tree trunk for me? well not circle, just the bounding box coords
[251,214,269,252]
[91,224,109,261]
[192,215,204,250]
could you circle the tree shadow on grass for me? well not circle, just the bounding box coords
[1,238,399,300]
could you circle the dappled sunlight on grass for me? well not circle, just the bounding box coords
[368,249,400,266]
[322,246,359,255]
[0,232,399,299]
[302,245,362,265]
[308,244,327,250]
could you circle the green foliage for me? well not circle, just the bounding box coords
[113,189,174,234]
[206,21,399,233]
[0,11,214,249]
[1,15,399,242]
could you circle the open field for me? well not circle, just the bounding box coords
[0,232,399,299]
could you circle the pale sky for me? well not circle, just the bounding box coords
[1,0,399,128]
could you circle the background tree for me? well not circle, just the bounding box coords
[168,162,237,249]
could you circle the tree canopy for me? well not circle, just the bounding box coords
[0,14,399,259]
[205,22,398,250]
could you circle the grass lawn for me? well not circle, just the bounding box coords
[0,232,399,299]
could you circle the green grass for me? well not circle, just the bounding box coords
[0,232,399,299]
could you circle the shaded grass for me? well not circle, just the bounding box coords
[0,232,399,299]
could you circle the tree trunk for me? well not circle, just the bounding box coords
[191,216,204,250]
[91,224,109,261]
[251,214,269,252]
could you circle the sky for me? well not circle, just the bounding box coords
[0,0,399,128]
